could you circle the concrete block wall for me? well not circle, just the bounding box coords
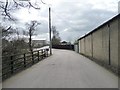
[74,44,79,53]
[101,25,109,64]
[80,38,85,54]
[109,19,118,68]
[78,40,81,53]
[85,35,92,57]
[92,28,103,62]
[78,14,119,70]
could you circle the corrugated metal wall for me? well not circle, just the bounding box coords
[78,15,119,69]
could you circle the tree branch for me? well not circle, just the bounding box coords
[2,26,11,33]
[40,0,46,4]
[28,2,40,9]
[0,0,41,21]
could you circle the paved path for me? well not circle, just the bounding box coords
[3,49,118,88]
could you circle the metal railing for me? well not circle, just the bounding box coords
[2,48,49,80]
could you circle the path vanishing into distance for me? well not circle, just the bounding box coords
[2,49,118,88]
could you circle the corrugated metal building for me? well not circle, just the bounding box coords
[78,14,120,72]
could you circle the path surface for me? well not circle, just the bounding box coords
[3,49,118,88]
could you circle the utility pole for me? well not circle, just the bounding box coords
[49,7,52,55]
[40,0,52,55]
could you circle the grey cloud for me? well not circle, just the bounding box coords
[50,0,118,42]
[1,0,118,43]
[36,20,48,34]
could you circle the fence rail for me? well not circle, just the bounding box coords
[2,48,49,80]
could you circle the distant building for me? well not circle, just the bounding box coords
[32,40,47,47]
[74,41,79,53]
[61,41,69,45]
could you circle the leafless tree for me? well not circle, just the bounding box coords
[26,20,40,53]
[2,25,13,39]
[0,0,42,55]
[0,0,41,20]
[51,26,61,45]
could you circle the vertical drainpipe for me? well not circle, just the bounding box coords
[108,23,111,65]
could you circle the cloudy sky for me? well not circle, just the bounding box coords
[1,0,120,43]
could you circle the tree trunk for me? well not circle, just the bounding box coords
[29,30,33,53]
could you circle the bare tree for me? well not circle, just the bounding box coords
[51,26,61,45]
[1,24,29,57]
[0,0,41,20]
[2,25,13,39]
[26,20,40,53]
[0,0,42,55]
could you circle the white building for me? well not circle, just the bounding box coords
[32,40,47,47]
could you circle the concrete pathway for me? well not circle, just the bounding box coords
[2,49,118,88]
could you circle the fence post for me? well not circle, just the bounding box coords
[32,52,34,64]
[38,51,39,61]
[44,50,46,57]
[45,50,46,57]
[46,49,49,57]
[41,49,43,59]
[24,54,26,67]
[10,56,14,74]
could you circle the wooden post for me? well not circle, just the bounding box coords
[24,54,26,67]
[10,56,14,74]
[41,49,43,59]
[46,49,49,57]
[38,51,39,61]
[44,49,46,57]
[32,52,34,64]
[49,7,52,55]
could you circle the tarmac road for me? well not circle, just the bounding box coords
[2,49,118,88]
